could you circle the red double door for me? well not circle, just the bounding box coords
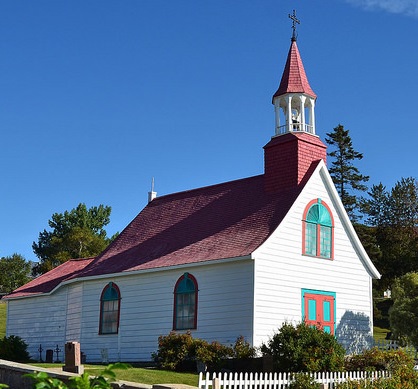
[303,292,335,335]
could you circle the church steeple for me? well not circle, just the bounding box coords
[272,10,317,136]
[264,11,326,194]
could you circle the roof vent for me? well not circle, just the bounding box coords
[148,177,157,203]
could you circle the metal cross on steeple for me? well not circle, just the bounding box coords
[289,9,300,41]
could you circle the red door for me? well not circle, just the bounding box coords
[303,292,335,335]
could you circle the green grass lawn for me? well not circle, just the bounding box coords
[0,302,6,338]
[374,326,391,342]
[32,364,199,386]
[373,297,392,342]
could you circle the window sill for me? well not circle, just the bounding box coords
[302,253,334,261]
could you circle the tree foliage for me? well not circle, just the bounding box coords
[152,332,254,371]
[0,335,30,362]
[261,322,345,372]
[361,178,418,289]
[325,124,369,221]
[32,203,117,276]
[389,272,418,347]
[0,254,32,294]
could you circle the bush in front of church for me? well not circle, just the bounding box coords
[261,322,345,372]
[153,332,255,371]
[0,335,30,362]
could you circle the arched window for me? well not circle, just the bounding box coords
[173,273,198,330]
[99,282,121,335]
[303,199,334,259]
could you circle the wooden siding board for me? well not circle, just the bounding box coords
[66,283,83,342]
[6,290,68,361]
[253,167,374,351]
[29,259,255,363]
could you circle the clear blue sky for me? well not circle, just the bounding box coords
[1,0,417,262]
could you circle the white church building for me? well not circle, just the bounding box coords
[5,18,380,363]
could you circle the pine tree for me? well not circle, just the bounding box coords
[362,178,418,290]
[325,124,369,221]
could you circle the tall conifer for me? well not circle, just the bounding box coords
[325,124,369,221]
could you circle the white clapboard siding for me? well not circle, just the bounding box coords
[66,283,84,342]
[252,165,374,352]
[6,288,69,361]
[40,258,256,363]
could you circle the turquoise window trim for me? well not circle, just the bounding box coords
[176,273,196,294]
[173,273,198,330]
[323,301,331,321]
[306,203,332,227]
[303,199,334,259]
[308,299,316,321]
[103,282,119,301]
[301,288,337,332]
[99,282,121,335]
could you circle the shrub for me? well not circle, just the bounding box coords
[0,335,30,362]
[289,373,320,389]
[196,340,233,370]
[339,349,418,389]
[345,348,414,372]
[152,331,194,370]
[153,332,254,371]
[232,335,257,359]
[336,369,418,389]
[261,322,345,372]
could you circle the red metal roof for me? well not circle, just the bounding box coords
[6,175,305,298]
[5,257,94,299]
[272,40,316,100]
[80,175,303,277]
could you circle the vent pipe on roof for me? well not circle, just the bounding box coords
[148,177,157,203]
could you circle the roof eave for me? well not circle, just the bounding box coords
[5,255,255,300]
[317,162,381,279]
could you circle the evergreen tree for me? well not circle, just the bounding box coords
[325,124,369,221]
[362,178,418,290]
[32,203,118,276]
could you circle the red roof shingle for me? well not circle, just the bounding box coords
[6,257,94,299]
[272,40,316,100]
[6,174,305,299]
[80,175,303,277]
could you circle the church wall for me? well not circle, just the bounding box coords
[6,288,68,361]
[65,283,84,343]
[6,258,254,363]
[73,259,254,362]
[253,166,374,354]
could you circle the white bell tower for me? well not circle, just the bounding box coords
[272,10,317,137]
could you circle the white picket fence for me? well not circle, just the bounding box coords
[198,371,390,389]
[374,339,418,358]
[374,339,400,350]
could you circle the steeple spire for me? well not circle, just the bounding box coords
[263,11,326,194]
[272,11,317,137]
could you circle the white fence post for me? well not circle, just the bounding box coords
[198,369,394,389]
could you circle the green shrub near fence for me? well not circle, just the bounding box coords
[261,322,345,372]
[153,332,256,372]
